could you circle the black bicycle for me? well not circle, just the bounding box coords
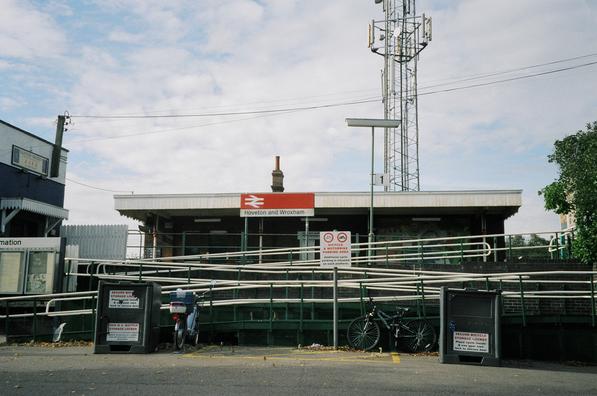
[346,298,437,353]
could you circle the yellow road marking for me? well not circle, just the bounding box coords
[184,352,394,365]
[391,352,401,364]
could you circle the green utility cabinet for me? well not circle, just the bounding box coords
[439,287,501,366]
[94,281,162,354]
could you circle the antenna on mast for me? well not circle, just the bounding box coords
[369,0,432,191]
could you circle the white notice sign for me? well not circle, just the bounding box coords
[453,331,489,353]
[320,231,351,267]
[106,323,139,342]
[109,290,140,309]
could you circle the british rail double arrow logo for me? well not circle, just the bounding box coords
[244,195,265,209]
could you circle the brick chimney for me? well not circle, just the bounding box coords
[271,156,284,192]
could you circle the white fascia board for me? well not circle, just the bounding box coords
[114,190,522,211]
[114,193,241,211]
[315,191,522,208]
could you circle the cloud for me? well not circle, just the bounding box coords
[59,0,379,203]
[505,191,560,234]
[197,0,265,53]
[108,30,145,44]
[3,0,595,238]
[418,0,597,154]
[63,176,138,226]
[97,0,191,43]
[0,0,67,59]
[0,60,13,70]
[0,97,26,111]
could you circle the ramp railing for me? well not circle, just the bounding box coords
[1,230,592,343]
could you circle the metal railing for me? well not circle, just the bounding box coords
[1,230,593,343]
[124,230,576,261]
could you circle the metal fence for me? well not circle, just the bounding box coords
[61,224,128,260]
[125,229,576,262]
[0,230,593,344]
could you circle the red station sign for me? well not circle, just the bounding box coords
[240,193,315,217]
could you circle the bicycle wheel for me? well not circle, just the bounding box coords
[397,319,436,353]
[346,316,381,351]
[174,320,187,351]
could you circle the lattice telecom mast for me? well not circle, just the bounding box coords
[369,0,432,191]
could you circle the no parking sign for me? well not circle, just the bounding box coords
[320,231,352,267]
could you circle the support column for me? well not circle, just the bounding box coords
[368,126,375,265]
[481,213,487,263]
[1,208,21,235]
[333,267,338,349]
[258,218,264,264]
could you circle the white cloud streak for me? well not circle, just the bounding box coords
[0,0,67,59]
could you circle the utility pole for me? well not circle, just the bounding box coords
[369,0,432,191]
[51,113,70,178]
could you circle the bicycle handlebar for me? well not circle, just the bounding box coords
[367,296,410,316]
[193,290,211,304]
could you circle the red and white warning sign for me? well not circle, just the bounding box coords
[109,290,140,309]
[106,323,140,342]
[320,231,351,267]
[453,331,489,353]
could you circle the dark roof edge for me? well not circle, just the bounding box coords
[0,119,70,153]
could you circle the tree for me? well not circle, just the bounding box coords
[539,121,597,264]
[527,234,549,247]
[510,234,525,247]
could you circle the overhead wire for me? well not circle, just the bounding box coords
[69,57,597,122]
[417,60,597,97]
[68,52,597,121]
[4,53,595,148]
[67,97,380,143]
[69,97,380,119]
[7,54,596,194]
[67,88,381,125]
[62,58,597,142]
[418,52,597,89]
[66,177,133,194]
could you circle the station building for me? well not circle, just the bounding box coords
[114,160,521,258]
[0,120,69,237]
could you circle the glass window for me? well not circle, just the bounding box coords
[25,251,55,294]
[0,252,25,293]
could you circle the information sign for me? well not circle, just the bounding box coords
[106,323,140,342]
[320,231,351,267]
[453,331,489,353]
[109,290,140,309]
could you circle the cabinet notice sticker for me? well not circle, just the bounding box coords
[106,323,139,342]
[108,290,140,309]
[453,331,489,353]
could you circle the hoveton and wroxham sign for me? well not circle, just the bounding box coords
[240,193,314,217]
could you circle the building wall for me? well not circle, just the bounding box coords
[0,121,67,185]
[0,120,68,237]
[0,162,65,207]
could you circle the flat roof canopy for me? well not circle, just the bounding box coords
[114,190,522,223]
[1,197,69,220]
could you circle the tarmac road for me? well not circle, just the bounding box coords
[1,344,596,396]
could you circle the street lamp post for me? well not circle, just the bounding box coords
[345,118,401,263]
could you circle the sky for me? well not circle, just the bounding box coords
[1,0,596,235]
